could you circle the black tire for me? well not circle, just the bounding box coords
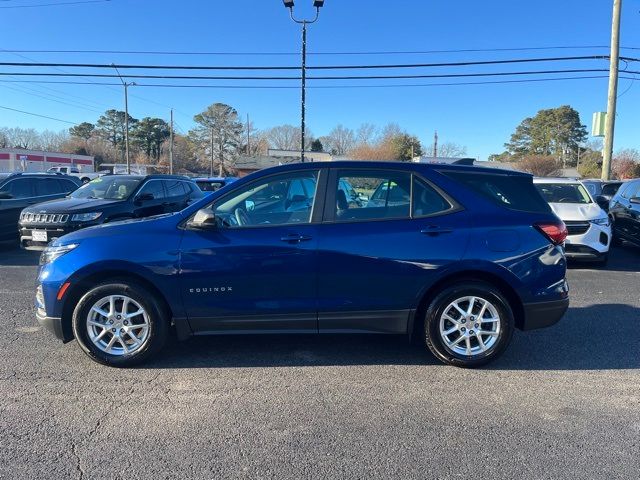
[72,281,169,367]
[424,282,514,368]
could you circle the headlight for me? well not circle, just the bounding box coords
[590,217,610,226]
[71,212,102,222]
[40,244,79,265]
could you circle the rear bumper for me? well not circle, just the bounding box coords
[521,297,569,331]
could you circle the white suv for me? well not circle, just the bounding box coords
[533,178,611,264]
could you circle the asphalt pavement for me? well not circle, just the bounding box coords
[0,243,639,479]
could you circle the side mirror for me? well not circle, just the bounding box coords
[187,208,218,229]
[0,192,13,199]
[630,197,640,205]
[134,192,154,205]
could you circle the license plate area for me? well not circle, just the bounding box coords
[32,230,48,242]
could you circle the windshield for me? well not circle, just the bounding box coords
[70,176,142,200]
[535,183,592,204]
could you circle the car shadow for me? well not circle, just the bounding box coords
[0,243,40,267]
[568,244,640,272]
[147,303,639,371]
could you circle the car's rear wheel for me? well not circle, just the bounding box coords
[72,281,168,367]
[424,282,514,368]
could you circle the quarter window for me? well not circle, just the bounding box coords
[412,177,452,217]
[212,171,318,227]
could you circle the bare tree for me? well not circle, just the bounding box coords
[322,124,355,156]
[355,123,378,146]
[424,141,468,158]
[4,127,40,149]
[266,124,313,151]
[39,130,69,151]
[518,155,562,177]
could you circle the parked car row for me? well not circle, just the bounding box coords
[531,177,640,264]
[0,172,241,248]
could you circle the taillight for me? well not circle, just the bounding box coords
[535,221,568,245]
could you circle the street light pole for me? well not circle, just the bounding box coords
[284,1,323,163]
[112,64,136,174]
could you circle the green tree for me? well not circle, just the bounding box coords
[190,103,243,176]
[132,117,170,160]
[69,122,95,140]
[95,110,138,158]
[504,106,587,164]
[310,139,324,152]
[388,133,422,161]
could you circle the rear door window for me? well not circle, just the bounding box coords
[164,180,187,199]
[137,180,166,200]
[440,170,551,213]
[35,178,63,196]
[333,171,411,221]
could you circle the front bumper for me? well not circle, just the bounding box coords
[20,225,73,250]
[563,222,611,258]
[36,309,71,342]
[521,297,569,331]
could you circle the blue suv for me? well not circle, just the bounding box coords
[35,161,569,368]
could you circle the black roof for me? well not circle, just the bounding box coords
[0,172,79,181]
[99,174,194,181]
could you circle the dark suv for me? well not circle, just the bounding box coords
[609,179,640,247]
[35,162,569,368]
[0,172,81,243]
[20,174,203,250]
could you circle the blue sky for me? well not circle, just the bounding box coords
[0,0,639,159]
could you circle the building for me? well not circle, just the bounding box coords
[0,148,94,173]
[267,149,333,162]
[234,150,334,177]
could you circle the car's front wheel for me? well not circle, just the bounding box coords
[72,281,168,367]
[424,282,514,368]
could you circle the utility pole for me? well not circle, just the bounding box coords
[169,109,174,175]
[284,1,324,163]
[246,113,251,156]
[433,131,438,158]
[602,0,622,181]
[210,127,214,177]
[112,64,135,174]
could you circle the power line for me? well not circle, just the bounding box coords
[2,45,637,56]
[0,55,613,71]
[0,82,102,113]
[0,104,77,124]
[0,68,613,81]
[0,0,111,8]
[0,74,631,90]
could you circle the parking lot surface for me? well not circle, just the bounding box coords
[0,244,639,479]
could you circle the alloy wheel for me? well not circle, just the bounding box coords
[86,295,150,355]
[438,296,501,357]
